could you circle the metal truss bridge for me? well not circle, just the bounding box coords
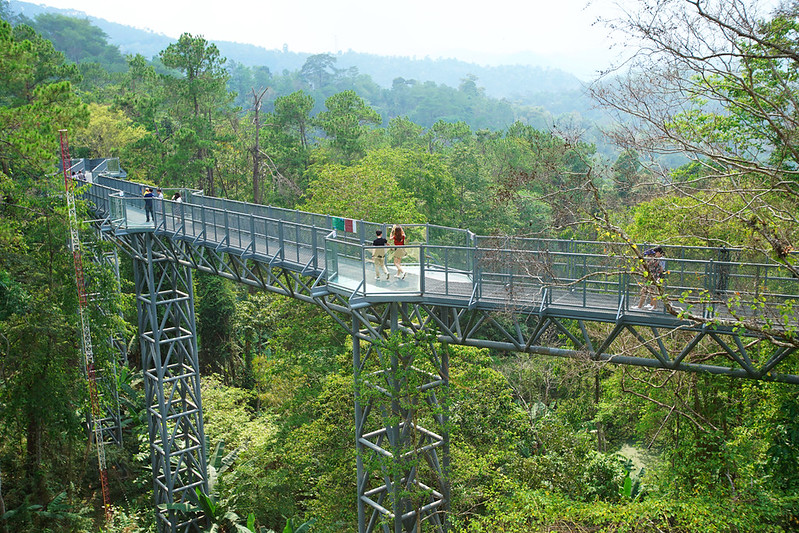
[77,164,798,533]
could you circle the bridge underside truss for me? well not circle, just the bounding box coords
[106,230,798,532]
[421,306,798,385]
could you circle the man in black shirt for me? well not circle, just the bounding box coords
[143,187,155,222]
[372,230,390,280]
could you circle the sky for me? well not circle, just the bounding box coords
[28,0,624,79]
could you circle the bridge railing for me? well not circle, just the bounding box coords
[158,200,329,271]
[82,176,799,317]
[190,193,332,231]
[468,245,799,317]
[94,175,148,198]
[107,192,159,231]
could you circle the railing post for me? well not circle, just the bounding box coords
[420,244,426,294]
[180,200,186,238]
[582,254,588,306]
[200,202,207,243]
[620,271,627,310]
[361,245,366,295]
[706,259,715,296]
[224,209,230,247]
[278,220,285,262]
[472,244,480,301]
[703,261,713,317]
[250,213,256,256]
[444,247,450,296]
[312,224,318,271]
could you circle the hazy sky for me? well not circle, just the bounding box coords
[30,0,623,79]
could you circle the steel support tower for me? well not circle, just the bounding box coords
[353,303,450,533]
[131,232,208,533]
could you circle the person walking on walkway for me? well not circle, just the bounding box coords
[390,224,407,279]
[372,230,390,281]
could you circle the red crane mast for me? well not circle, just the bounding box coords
[59,129,112,521]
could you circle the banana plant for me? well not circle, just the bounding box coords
[618,459,645,502]
[282,517,316,533]
[160,439,252,532]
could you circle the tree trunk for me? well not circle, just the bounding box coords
[25,410,45,502]
[251,88,268,204]
[0,462,7,531]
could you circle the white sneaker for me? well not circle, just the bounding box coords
[631,305,640,310]
[644,304,655,310]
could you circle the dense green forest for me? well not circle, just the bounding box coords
[1,0,798,532]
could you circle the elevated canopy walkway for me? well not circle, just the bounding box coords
[84,175,799,334]
[76,168,799,533]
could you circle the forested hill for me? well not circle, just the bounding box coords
[9,0,584,99]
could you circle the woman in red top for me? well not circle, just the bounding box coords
[390,224,407,279]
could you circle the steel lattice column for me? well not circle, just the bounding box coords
[132,234,208,533]
[354,302,450,533]
[88,234,126,445]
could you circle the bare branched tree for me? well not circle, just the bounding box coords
[591,0,799,273]
[480,1,799,351]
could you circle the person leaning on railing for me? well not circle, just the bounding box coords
[632,246,666,310]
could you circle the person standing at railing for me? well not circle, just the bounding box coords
[372,230,390,281]
[171,191,183,220]
[390,224,407,279]
[632,247,665,310]
[143,187,155,223]
[155,188,164,220]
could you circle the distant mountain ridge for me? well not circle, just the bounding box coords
[9,1,584,99]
